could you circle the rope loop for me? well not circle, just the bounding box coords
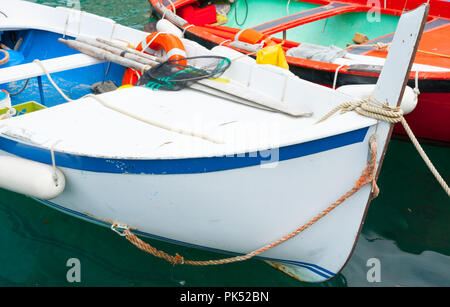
[111,223,129,237]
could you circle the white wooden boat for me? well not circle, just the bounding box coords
[0,0,429,282]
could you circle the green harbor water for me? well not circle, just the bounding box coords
[0,0,449,287]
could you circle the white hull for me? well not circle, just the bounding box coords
[1,124,376,282]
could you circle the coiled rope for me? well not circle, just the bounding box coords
[317,98,450,197]
[111,136,380,266]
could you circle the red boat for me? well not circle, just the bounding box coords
[148,0,450,144]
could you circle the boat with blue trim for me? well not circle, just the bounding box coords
[0,0,429,282]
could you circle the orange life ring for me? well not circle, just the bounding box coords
[122,32,187,86]
[122,68,142,86]
[233,29,276,47]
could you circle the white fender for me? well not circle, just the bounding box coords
[156,19,183,38]
[0,155,65,199]
[337,84,418,115]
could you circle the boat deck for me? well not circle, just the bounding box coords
[0,85,373,160]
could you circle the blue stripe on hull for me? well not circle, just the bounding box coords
[37,198,336,280]
[0,127,368,174]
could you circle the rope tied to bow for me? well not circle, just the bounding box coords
[316,97,404,125]
[317,97,450,197]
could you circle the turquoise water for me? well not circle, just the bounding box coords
[26,0,151,29]
[0,0,449,287]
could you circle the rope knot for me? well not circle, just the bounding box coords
[374,42,391,52]
[172,253,185,265]
[339,100,363,114]
[111,223,129,237]
[317,97,404,124]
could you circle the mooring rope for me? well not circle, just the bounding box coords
[317,98,450,197]
[111,136,380,266]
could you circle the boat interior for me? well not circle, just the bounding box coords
[0,28,126,113]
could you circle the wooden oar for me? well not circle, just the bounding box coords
[58,38,155,72]
[76,38,160,66]
[95,38,164,63]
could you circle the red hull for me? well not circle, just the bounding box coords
[393,93,450,144]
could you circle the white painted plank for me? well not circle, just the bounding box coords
[198,78,313,117]
[0,53,103,84]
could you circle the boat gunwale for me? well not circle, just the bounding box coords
[0,125,370,174]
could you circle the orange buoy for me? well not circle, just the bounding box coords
[234,29,275,47]
[136,32,187,65]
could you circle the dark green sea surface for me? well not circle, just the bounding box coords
[0,0,448,287]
